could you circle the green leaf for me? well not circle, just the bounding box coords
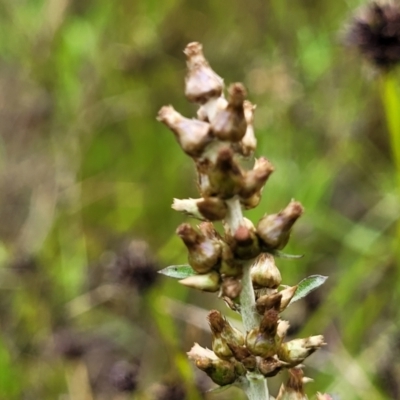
[290,275,328,304]
[271,250,304,259]
[158,265,196,279]
[208,377,249,394]
[207,384,234,394]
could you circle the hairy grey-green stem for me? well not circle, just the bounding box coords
[225,198,269,400]
[240,262,260,331]
[244,372,270,400]
[224,197,243,233]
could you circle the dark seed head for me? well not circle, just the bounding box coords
[345,2,400,69]
[109,360,139,393]
[109,240,159,292]
[53,329,87,360]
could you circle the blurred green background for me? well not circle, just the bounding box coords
[0,0,399,399]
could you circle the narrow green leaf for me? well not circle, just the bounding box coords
[290,275,328,304]
[208,377,248,394]
[271,250,304,259]
[207,384,234,394]
[158,265,196,279]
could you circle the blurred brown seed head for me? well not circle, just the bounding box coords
[345,1,400,69]
[110,240,158,292]
[109,360,139,393]
[151,382,187,400]
[53,329,87,360]
[9,255,38,275]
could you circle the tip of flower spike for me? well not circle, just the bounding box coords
[184,42,224,104]
[183,42,204,58]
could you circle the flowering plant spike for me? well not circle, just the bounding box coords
[158,42,329,399]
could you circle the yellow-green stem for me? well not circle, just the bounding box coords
[381,73,400,174]
[380,73,400,301]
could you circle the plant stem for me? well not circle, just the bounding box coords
[381,73,400,176]
[225,196,244,233]
[240,261,260,331]
[380,72,400,347]
[225,197,269,400]
[245,372,270,400]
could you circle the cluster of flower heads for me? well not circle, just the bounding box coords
[158,42,304,299]
[345,1,400,69]
[187,309,327,399]
[158,42,328,399]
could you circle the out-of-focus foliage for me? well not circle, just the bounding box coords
[0,0,399,399]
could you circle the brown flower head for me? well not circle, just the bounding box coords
[9,254,38,275]
[110,240,159,292]
[53,328,88,360]
[109,360,139,393]
[345,1,400,69]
